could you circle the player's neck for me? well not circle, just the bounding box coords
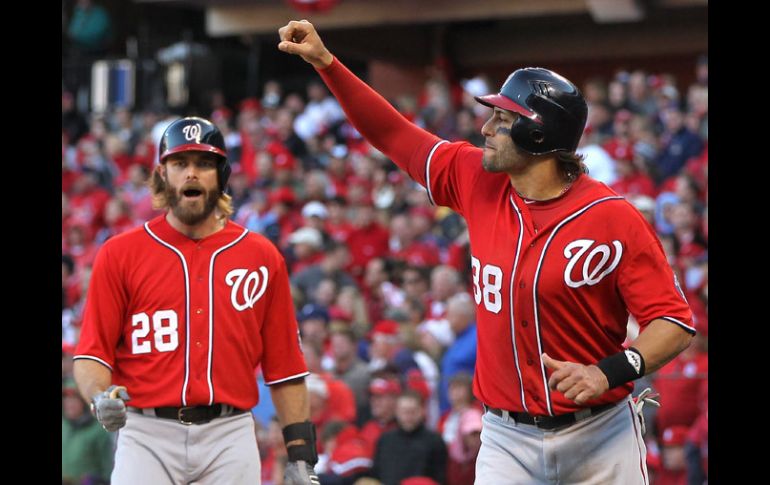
[165,211,226,240]
[508,160,571,202]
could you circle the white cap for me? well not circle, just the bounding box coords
[301,201,329,220]
[330,144,348,159]
[630,195,655,213]
[288,227,323,248]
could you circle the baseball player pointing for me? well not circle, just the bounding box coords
[279,20,694,484]
[73,116,320,485]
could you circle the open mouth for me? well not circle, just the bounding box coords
[182,188,203,199]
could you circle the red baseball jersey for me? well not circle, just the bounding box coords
[74,215,309,409]
[316,58,694,417]
[408,140,694,416]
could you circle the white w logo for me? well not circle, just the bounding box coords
[182,124,202,142]
[563,239,623,288]
[225,267,269,311]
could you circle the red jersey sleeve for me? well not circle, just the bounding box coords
[261,256,310,385]
[74,242,128,370]
[617,213,695,334]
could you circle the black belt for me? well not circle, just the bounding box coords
[484,402,617,431]
[128,404,248,425]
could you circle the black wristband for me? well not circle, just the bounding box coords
[283,421,318,465]
[287,443,318,464]
[597,347,645,389]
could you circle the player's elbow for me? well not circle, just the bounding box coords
[673,329,695,355]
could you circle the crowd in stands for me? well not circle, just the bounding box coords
[62,54,708,485]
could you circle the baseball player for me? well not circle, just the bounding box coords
[278,21,695,484]
[73,116,320,485]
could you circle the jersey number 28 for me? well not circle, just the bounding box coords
[131,310,179,354]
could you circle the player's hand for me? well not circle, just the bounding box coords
[91,385,131,432]
[542,353,609,406]
[284,460,320,485]
[278,20,334,69]
[632,387,660,435]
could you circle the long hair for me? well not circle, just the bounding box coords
[149,167,234,220]
[555,151,588,182]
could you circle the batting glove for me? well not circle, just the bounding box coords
[90,385,131,432]
[284,460,320,485]
[632,387,660,436]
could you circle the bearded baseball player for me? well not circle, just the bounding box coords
[279,21,695,484]
[73,116,320,485]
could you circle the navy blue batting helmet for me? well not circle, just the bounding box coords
[475,68,588,155]
[159,116,231,192]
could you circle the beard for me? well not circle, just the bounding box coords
[482,141,531,174]
[165,180,219,226]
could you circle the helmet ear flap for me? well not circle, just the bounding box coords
[530,129,545,145]
[218,159,231,193]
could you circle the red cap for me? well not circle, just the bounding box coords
[239,97,261,112]
[370,320,400,338]
[328,306,352,323]
[409,205,434,220]
[267,141,297,171]
[406,369,431,402]
[369,377,402,396]
[211,107,233,122]
[615,109,633,122]
[400,478,440,485]
[661,426,689,446]
[268,187,296,206]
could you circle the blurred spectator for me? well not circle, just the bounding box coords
[653,108,704,184]
[347,204,391,280]
[317,421,372,485]
[62,90,89,145]
[446,407,483,485]
[367,320,419,376]
[294,81,346,142]
[287,226,325,274]
[652,426,690,485]
[363,257,404,324]
[437,372,477,444]
[438,293,477,412]
[291,240,357,304]
[330,325,372,423]
[577,126,618,185]
[427,265,464,320]
[360,375,401,451]
[371,390,448,485]
[62,379,113,485]
[651,326,707,435]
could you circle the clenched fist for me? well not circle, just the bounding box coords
[277,20,334,69]
[91,385,131,432]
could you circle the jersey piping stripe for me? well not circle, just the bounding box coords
[424,140,448,206]
[265,371,311,386]
[627,400,650,485]
[532,196,624,416]
[508,195,529,413]
[72,355,113,371]
[144,222,192,406]
[207,228,250,405]
[660,316,696,335]
[330,458,374,476]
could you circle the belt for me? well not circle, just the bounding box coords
[128,404,248,425]
[484,402,617,431]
